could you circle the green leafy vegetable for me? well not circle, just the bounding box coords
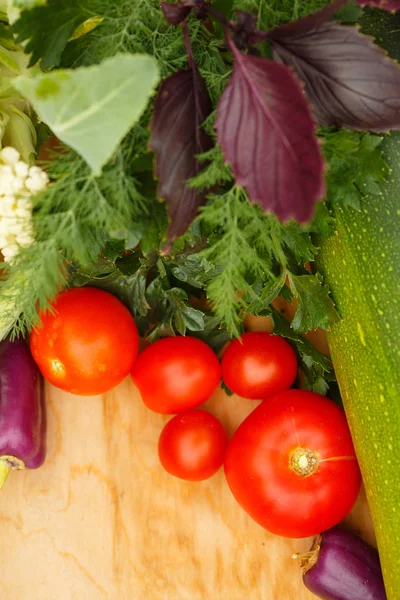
[335,0,364,23]
[0,140,149,336]
[287,272,338,333]
[193,186,334,335]
[0,0,388,403]
[12,0,89,69]
[322,130,389,210]
[270,307,334,393]
[15,54,160,173]
[69,247,218,342]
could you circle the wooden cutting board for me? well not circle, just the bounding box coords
[0,372,374,600]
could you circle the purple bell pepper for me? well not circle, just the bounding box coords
[0,337,46,488]
[296,526,387,600]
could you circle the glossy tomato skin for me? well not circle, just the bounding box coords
[158,410,228,481]
[224,389,361,538]
[30,287,139,396]
[221,331,298,399]
[131,336,221,414]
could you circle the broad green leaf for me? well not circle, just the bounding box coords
[322,130,388,211]
[335,0,364,23]
[12,0,90,68]
[5,0,46,24]
[181,306,205,331]
[14,53,160,174]
[287,272,338,333]
[173,311,186,336]
[102,239,125,262]
[270,307,333,394]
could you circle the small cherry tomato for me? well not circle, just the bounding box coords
[224,389,361,538]
[131,336,221,414]
[30,287,139,395]
[158,410,228,481]
[221,331,298,399]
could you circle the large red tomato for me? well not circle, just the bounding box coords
[158,410,228,481]
[224,389,361,538]
[131,336,221,414]
[221,331,298,399]
[30,287,139,395]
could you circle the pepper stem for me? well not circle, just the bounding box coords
[0,455,25,490]
[0,461,11,490]
[293,535,322,572]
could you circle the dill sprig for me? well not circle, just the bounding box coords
[1,137,151,335]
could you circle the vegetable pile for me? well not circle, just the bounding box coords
[0,0,399,598]
[28,286,363,542]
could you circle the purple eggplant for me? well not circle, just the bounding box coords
[0,337,46,488]
[296,526,387,600]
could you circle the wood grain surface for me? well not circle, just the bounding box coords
[0,317,374,600]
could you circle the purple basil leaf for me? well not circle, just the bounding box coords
[357,0,400,9]
[235,10,258,33]
[215,36,325,223]
[149,68,213,250]
[193,5,208,19]
[232,10,258,50]
[266,10,400,131]
[161,2,191,26]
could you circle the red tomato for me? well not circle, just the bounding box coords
[158,410,228,481]
[131,336,221,414]
[224,389,361,538]
[30,287,139,395]
[221,331,298,399]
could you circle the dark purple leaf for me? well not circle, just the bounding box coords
[193,5,208,19]
[232,10,258,50]
[235,10,258,32]
[215,36,325,223]
[186,0,235,30]
[149,68,213,251]
[357,0,400,9]
[266,10,400,131]
[161,2,191,26]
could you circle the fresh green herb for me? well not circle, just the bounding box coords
[0,0,393,397]
[12,0,90,69]
[287,272,338,333]
[322,130,389,211]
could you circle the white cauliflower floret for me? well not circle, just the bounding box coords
[0,147,20,166]
[0,147,49,263]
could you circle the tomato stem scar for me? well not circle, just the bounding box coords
[290,447,320,477]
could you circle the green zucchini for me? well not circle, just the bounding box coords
[317,10,400,599]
